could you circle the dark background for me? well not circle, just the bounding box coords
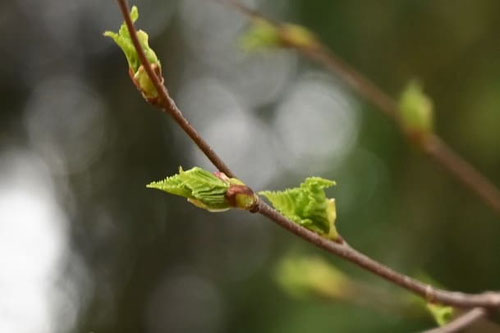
[1,0,500,332]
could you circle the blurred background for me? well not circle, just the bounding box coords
[1,0,500,332]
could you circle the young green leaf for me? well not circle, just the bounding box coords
[147,167,258,212]
[275,255,350,299]
[260,177,338,240]
[104,6,162,104]
[426,303,454,326]
[398,80,434,142]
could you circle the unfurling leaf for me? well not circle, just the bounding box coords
[147,167,258,212]
[260,177,338,240]
[275,255,350,299]
[398,80,434,142]
[104,6,163,104]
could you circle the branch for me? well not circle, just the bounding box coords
[423,307,488,333]
[221,0,500,217]
[114,0,500,311]
[258,201,500,308]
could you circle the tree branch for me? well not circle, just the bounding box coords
[423,307,488,333]
[114,0,500,311]
[258,201,500,308]
[221,0,500,216]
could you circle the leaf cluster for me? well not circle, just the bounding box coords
[260,177,338,240]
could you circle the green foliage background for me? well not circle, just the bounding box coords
[1,0,500,332]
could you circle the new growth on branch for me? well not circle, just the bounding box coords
[106,2,500,332]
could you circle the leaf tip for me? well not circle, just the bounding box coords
[145,181,159,189]
[103,31,115,38]
[130,5,139,22]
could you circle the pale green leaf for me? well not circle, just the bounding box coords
[276,255,349,299]
[426,303,454,326]
[147,167,231,212]
[260,177,338,240]
[240,18,281,51]
[104,5,161,101]
[240,19,318,51]
[104,6,160,73]
[147,167,258,212]
[418,273,456,326]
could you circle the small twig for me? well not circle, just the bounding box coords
[114,0,500,311]
[423,307,488,333]
[221,0,500,217]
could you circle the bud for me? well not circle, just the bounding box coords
[280,24,319,50]
[104,6,163,105]
[398,80,434,144]
[240,18,281,51]
[214,172,259,212]
[226,181,259,212]
[240,19,319,52]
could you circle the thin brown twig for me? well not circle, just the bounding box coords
[221,0,500,217]
[423,307,488,333]
[114,0,500,311]
[258,202,500,309]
